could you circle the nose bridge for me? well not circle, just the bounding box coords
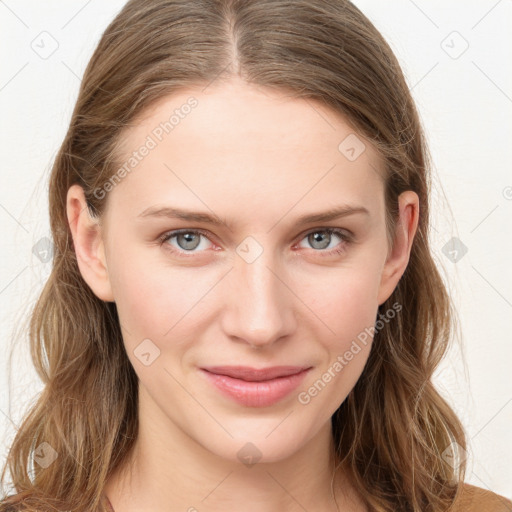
[222,238,293,346]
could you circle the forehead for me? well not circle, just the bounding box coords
[106,78,385,227]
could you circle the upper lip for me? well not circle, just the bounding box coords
[201,365,311,382]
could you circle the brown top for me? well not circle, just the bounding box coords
[451,483,512,511]
[103,484,512,511]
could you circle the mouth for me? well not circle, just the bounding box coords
[199,365,312,407]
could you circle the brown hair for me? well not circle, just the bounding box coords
[1,1,467,510]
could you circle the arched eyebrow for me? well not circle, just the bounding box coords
[291,205,370,224]
[136,204,370,230]
[137,206,228,226]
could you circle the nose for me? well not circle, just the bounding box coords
[220,248,296,349]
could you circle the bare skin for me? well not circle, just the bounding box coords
[67,76,419,512]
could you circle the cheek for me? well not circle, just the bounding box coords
[302,264,381,340]
[297,270,380,408]
[107,246,217,352]
[106,247,184,340]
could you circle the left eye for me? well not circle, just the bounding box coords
[296,228,350,252]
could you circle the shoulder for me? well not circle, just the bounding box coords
[451,483,512,512]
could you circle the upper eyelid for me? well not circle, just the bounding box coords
[302,226,352,238]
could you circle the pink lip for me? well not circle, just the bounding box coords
[200,365,312,407]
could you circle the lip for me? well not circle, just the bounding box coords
[200,365,312,407]
[202,365,311,381]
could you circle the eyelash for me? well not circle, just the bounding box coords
[157,227,353,258]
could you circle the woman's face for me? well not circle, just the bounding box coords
[69,77,418,464]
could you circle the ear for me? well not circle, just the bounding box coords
[66,184,114,302]
[377,190,419,306]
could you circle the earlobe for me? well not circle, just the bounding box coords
[66,184,115,302]
[377,191,419,306]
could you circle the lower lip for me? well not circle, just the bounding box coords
[200,368,311,407]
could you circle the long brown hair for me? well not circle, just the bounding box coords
[1,1,467,510]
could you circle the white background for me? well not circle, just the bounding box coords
[0,0,511,500]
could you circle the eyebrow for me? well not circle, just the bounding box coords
[137,204,370,229]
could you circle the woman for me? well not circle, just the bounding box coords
[1,1,511,511]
